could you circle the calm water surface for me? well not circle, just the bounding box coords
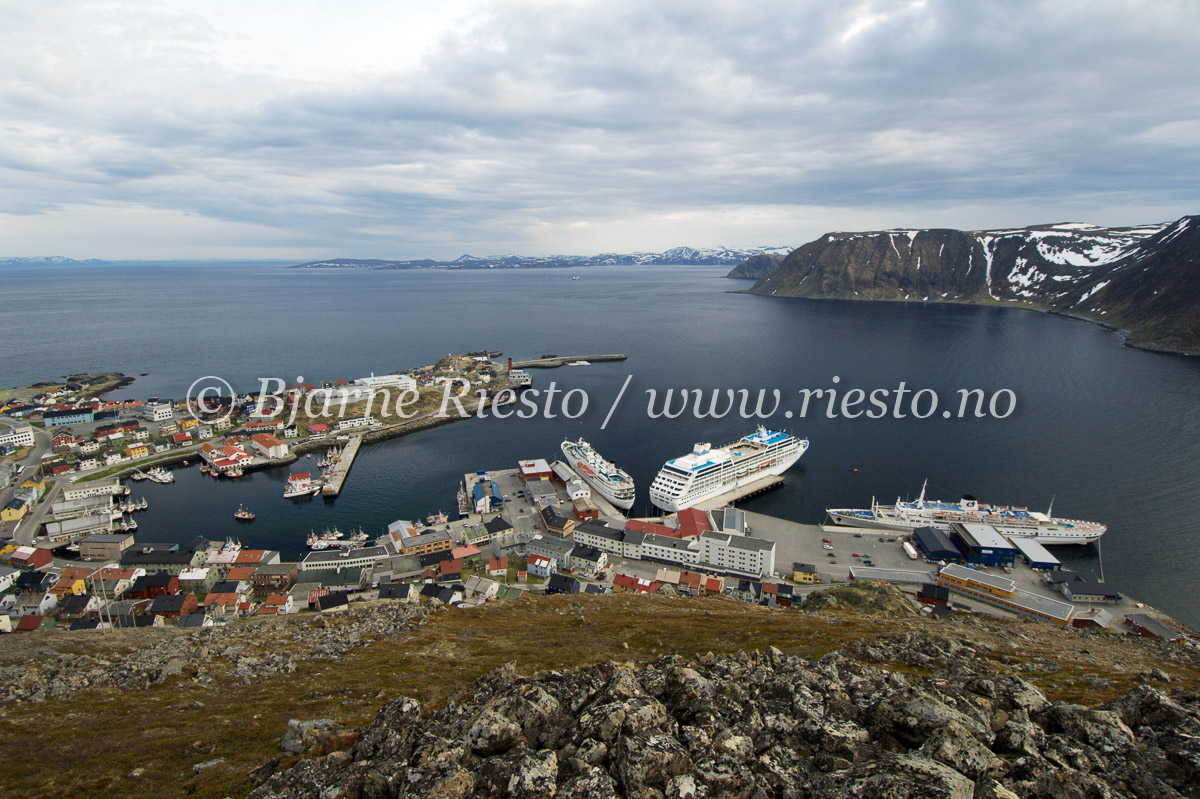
[3,262,1198,625]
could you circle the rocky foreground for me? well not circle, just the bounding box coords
[0,603,429,702]
[249,632,1200,799]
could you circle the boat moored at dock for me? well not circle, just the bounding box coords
[825,481,1107,544]
[561,438,636,510]
[284,472,322,498]
[648,427,808,513]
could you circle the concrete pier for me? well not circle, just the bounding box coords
[321,434,362,497]
[510,353,627,368]
[692,475,785,511]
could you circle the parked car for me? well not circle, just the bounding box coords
[822,538,832,544]
[822,544,834,550]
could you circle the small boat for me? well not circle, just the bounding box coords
[572,275,581,280]
[234,504,255,521]
[566,360,591,367]
[180,460,189,467]
[130,470,148,482]
[427,510,449,526]
[125,517,137,531]
[227,468,244,478]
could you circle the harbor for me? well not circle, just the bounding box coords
[509,353,628,368]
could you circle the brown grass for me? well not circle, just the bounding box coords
[0,594,1196,799]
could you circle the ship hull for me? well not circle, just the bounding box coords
[560,440,636,511]
[825,510,1104,545]
[649,433,807,513]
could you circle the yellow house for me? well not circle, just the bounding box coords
[20,476,45,501]
[2,498,30,522]
[179,418,199,429]
[52,577,87,597]
[125,443,149,459]
[0,543,17,560]
[792,562,820,584]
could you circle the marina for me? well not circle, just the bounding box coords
[321,434,362,496]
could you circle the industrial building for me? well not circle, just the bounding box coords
[938,563,1074,625]
[951,523,1017,567]
[912,526,963,562]
[1009,536,1061,571]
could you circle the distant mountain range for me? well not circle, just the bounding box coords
[732,215,1200,355]
[0,256,106,265]
[291,245,794,270]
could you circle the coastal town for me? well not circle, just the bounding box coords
[0,355,1194,646]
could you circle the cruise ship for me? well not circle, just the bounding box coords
[648,427,808,513]
[561,438,635,510]
[825,482,1107,544]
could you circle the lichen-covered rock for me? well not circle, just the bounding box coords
[246,641,1200,799]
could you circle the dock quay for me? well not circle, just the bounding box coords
[692,475,785,511]
[321,434,362,497]
[510,353,627,368]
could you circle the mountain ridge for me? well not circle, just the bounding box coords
[742,216,1200,355]
[292,245,795,270]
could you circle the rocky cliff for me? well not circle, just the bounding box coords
[726,253,785,280]
[747,216,1200,355]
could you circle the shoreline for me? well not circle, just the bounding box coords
[732,289,1199,358]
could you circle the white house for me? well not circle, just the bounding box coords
[142,402,173,422]
[527,553,556,578]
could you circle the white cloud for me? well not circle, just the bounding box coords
[0,0,1196,259]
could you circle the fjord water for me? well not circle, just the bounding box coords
[4,262,1199,626]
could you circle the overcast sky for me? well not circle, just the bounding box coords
[1,0,1197,259]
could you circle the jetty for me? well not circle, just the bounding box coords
[691,474,785,511]
[321,434,362,497]
[510,353,626,369]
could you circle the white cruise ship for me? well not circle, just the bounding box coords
[648,427,808,513]
[826,482,1107,544]
[561,438,635,510]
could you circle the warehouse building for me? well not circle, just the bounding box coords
[938,563,1074,625]
[1009,536,1061,571]
[951,523,1017,567]
[912,526,963,562]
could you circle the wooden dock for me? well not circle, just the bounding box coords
[321,434,362,497]
[510,353,627,369]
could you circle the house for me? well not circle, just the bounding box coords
[177,613,213,628]
[572,497,600,521]
[486,556,508,577]
[77,456,100,471]
[124,443,149,459]
[378,582,417,602]
[178,567,217,594]
[439,558,463,582]
[56,593,100,619]
[612,573,662,594]
[251,563,298,596]
[126,572,180,600]
[17,590,58,616]
[450,544,482,568]
[204,592,241,614]
[2,497,30,522]
[792,562,820,584]
[546,573,578,595]
[528,535,575,571]
[14,614,52,633]
[435,585,463,605]
[463,575,500,601]
[571,545,607,577]
[12,546,52,570]
[259,594,296,614]
[102,450,125,466]
[539,505,575,538]
[0,565,18,592]
[526,553,556,578]
[317,593,350,613]
[50,576,87,597]
[148,593,199,618]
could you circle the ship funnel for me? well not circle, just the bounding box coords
[693,443,711,455]
[961,494,978,510]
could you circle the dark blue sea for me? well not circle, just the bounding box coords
[3,261,1199,625]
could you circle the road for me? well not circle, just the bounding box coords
[1,414,59,545]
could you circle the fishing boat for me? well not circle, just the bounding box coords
[145,467,175,484]
[234,504,255,521]
[227,468,244,479]
[426,511,449,526]
[284,472,322,498]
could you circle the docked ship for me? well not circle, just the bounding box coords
[648,427,808,513]
[825,482,1107,544]
[561,438,636,510]
[284,472,322,499]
